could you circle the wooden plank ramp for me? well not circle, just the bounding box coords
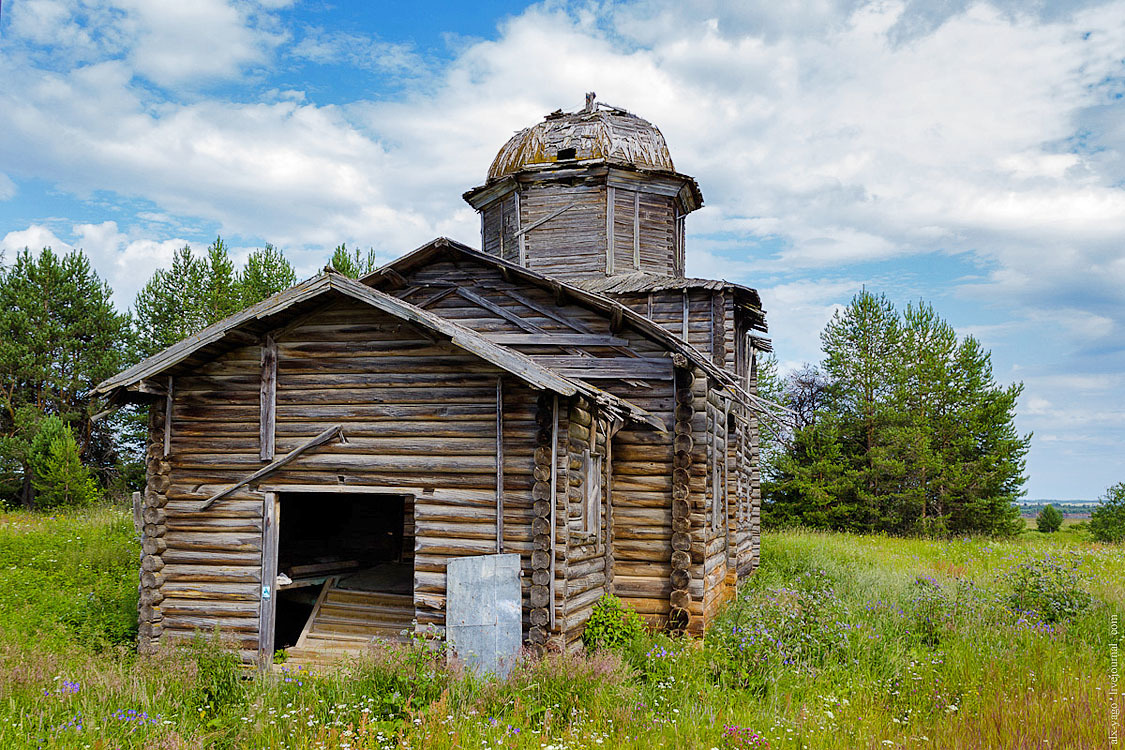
[281,581,414,671]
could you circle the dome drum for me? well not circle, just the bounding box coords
[464,95,702,282]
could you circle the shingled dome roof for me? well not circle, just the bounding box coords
[488,95,677,181]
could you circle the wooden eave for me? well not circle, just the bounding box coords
[462,162,703,214]
[361,238,768,408]
[94,270,664,431]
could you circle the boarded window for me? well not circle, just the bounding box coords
[710,406,727,533]
[582,448,603,535]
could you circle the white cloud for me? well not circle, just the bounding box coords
[289,28,424,75]
[0,174,16,201]
[0,221,190,309]
[1,224,70,256]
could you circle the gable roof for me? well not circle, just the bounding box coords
[95,271,665,431]
[361,238,772,402]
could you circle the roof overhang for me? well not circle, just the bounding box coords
[96,268,665,432]
[463,162,703,214]
[362,238,771,405]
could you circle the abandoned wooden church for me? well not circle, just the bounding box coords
[96,95,771,667]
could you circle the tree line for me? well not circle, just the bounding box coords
[0,240,375,508]
[761,290,1031,536]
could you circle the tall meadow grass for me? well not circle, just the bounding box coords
[0,507,1120,748]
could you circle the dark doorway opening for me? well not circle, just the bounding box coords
[272,492,413,651]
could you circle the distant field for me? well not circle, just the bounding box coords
[0,505,1121,749]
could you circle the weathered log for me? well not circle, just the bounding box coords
[140,571,165,589]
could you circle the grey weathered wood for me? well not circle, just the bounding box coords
[414,286,458,309]
[259,336,277,461]
[633,189,641,270]
[258,492,279,669]
[129,379,168,396]
[163,376,173,457]
[606,185,615,274]
[532,356,673,380]
[495,377,504,554]
[455,286,541,334]
[513,202,576,238]
[681,290,688,340]
[481,333,629,347]
[132,492,143,534]
[549,394,558,630]
[199,424,344,510]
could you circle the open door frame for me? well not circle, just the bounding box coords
[258,491,280,669]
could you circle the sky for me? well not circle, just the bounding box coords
[0,0,1122,500]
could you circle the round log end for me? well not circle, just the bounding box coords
[668,606,690,631]
[529,586,549,608]
[671,550,691,569]
[670,569,690,589]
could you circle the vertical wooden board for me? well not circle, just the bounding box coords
[260,337,277,461]
[496,377,504,553]
[606,185,615,274]
[257,493,279,668]
[549,394,559,630]
[633,190,641,270]
[164,376,174,457]
[501,193,520,263]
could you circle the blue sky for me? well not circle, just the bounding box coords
[1,0,1123,500]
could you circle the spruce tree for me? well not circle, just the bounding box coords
[763,290,1028,536]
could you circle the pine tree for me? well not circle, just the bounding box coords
[199,237,240,324]
[133,245,208,356]
[329,243,378,278]
[0,248,132,505]
[134,236,292,357]
[239,243,296,306]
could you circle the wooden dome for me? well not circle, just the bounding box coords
[488,95,676,181]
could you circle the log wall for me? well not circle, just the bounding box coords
[146,297,552,660]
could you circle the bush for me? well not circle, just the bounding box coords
[582,594,646,652]
[1003,554,1091,624]
[1036,504,1063,533]
[1090,482,1125,543]
[28,416,99,508]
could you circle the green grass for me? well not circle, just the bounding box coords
[0,505,1121,749]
